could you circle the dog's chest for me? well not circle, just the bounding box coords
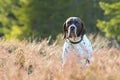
[65,42,86,55]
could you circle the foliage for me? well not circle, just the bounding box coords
[97,2,120,42]
[0,37,120,80]
[0,0,120,40]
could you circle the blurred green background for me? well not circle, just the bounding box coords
[0,0,120,42]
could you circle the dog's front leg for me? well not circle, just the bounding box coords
[62,48,68,67]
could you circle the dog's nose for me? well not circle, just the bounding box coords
[71,26,75,30]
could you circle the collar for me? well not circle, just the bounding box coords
[67,37,83,44]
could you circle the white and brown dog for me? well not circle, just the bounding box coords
[62,17,93,67]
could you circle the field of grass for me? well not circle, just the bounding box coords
[0,35,120,80]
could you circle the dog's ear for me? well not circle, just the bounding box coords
[81,22,86,36]
[77,22,86,37]
[63,22,67,39]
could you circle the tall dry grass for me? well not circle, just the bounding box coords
[0,35,120,80]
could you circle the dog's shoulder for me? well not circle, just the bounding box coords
[82,35,91,44]
[81,35,93,54]
[63,39,72,52]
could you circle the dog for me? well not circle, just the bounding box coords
[62,17,93,67]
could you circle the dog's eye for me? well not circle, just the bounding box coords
[74,21,78,24]
[68,21,72,25]
[75,21,79,25]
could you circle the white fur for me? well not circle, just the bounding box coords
[62,35,93,67]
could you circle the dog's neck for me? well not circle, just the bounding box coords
[67,35,83,44]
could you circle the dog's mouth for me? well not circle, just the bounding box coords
[69,32,76,37]
[68,31,77,40]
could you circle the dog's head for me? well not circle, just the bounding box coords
[63,17,86,39]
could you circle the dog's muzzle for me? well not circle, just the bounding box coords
[70,26,75,33]
[68,24,77,37]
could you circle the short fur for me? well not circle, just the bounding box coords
[62,17,93,67]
